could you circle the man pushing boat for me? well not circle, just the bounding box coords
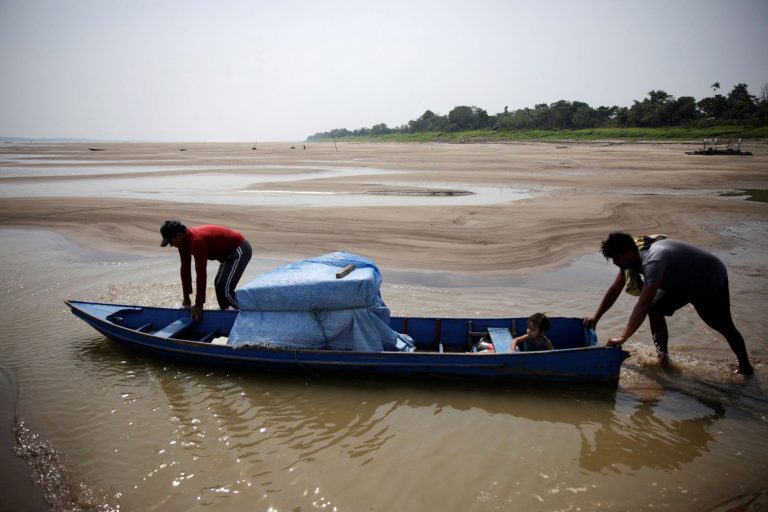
[584,232,753,375]
[160,220,252,322]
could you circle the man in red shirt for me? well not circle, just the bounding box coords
[160,220,252,321]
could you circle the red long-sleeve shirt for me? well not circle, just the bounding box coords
[178,225,245,306]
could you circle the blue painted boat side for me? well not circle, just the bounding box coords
[65,300,629,383]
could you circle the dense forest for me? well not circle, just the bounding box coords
[307,82,768,140]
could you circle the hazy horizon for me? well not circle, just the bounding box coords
[2,0,767,142]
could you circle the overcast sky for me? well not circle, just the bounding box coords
[1,0,766,142]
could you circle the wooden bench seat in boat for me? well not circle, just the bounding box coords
[198,331,217,343]
[154,318,195,339]
[136,322,153,333]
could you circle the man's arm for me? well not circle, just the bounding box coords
[607,282,660,346]
[584,270,625,328]
[194,254,207,307]
[179,248,192,305]
[189,254,207,322]
[189,243,207,322]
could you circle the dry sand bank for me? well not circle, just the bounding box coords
[1,141,766,275]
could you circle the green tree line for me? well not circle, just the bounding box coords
[307,82,768,140]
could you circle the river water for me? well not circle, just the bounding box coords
[1,228,767,512]
[0,164,531,207]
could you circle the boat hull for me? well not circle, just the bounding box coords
[66,300,629,384]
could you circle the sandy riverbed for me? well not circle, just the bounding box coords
[2,140,766,275]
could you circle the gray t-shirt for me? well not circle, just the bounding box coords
[641,239,727,294]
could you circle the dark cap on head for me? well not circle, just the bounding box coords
[160,220,185,247]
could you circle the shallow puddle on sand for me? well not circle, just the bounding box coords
[719,188,768,203]
[0,166,532,206]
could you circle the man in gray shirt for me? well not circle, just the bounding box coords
[584,232,753,375]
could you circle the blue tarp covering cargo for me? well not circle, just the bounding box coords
[227,252,414,352]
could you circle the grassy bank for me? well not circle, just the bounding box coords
[310,126,768,143]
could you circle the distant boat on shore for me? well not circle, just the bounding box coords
[686,138,752,156]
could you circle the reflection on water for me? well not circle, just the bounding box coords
[2,229,768,511]
[579,391,724,473]
[69,334,754,510]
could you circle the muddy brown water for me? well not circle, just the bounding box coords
[1,229,767,512]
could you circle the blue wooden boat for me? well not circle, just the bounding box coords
[65,300,629,383]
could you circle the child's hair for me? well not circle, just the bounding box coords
[528,312,550,332]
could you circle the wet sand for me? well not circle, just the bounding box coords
[0,368,49,511]
[1,140,767,511]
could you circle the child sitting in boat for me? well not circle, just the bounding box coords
[511,313,554,352]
